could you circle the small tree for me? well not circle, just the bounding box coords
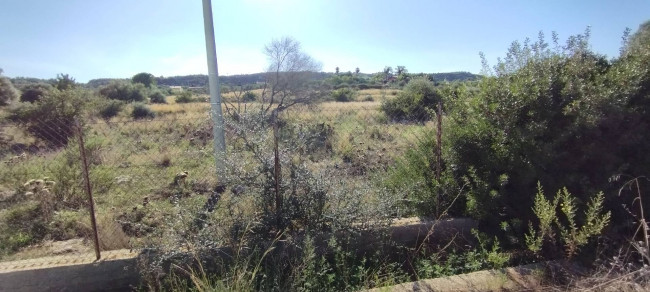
[223,37,326,232]
[9,88,89,145]
[99,81,147,102]
[132,72,156,88]
[54,74,76,91]
[381,77,441,121]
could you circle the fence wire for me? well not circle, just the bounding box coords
[0,102,439,262]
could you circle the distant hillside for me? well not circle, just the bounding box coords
[430,71,480,82]
[84,71,479,89]
[10,77,52,88]
[155,72,330,88]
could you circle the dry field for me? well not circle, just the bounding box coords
[0,92,435,260]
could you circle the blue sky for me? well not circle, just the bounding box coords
[1,0,648,82]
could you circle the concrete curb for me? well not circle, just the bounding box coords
[366,263,544,292]
[0,217,478,291]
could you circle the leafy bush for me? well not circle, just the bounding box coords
[132,72,156,88]
[54,74,76,91]
[381,77,441,122]
[415,230,510,279]
[175,91,194,103]
[0,76,19,106]
[331,88,356,102]
[0,201,45,255]
[443,28,650,237]
[242,91,257,102]
[49,210,92,240]
[9,88,90,145]
[131,103,155,119]
[19,83,52,103]
[99,100,124,119]
[99,81,147,102]
[149,91,167,104]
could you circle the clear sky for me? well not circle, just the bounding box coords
[1,0,648,82]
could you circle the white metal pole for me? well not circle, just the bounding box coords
[202,0,227,182]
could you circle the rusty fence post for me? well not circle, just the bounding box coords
[273,113,283,229]
[435,101,443,218]
[76,119,101,260]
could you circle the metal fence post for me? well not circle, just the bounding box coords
[202,0,227,184]
[76,119,101,260]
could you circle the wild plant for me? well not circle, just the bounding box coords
[525,182,611,259]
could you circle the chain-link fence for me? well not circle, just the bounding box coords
[0,101,441,262]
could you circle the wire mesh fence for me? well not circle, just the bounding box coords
[0,101,440,262]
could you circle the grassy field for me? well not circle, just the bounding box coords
[0,91,436,260]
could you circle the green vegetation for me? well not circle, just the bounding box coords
[131,103,155,119]
[99,81,147,102]
[19,83,52,103]
[442,27,650,244]
[0,74,19,106]
[98,100,124,119]
[525,183,610,259]
[330,87,356,102]
[381,77,441,121]
[8,88,90,145]
[149,91,167,104]
[132,72,156,88]
[1,22,649,291]
[174,91,195,103]
[242,90,257,102]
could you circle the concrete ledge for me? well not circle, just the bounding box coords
[366,263,544,292]
[0,217,477,291]
[0,250,139,292]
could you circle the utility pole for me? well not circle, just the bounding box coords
[202,0,227,183]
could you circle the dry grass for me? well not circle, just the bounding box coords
[357,88,401,102]
[1,95,431,259]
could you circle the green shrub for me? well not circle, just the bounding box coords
[381,77,441,122]
[193,95,208,102]
[175,91,194,103]
[0,76,19,105]
[331,88,356,102]
[444,27,650,236]
[49,210,91,240]
[149,91,167,104]
[99,81,147,102]
[131,103,155,119]
[415,230,510,279]
[242,91,257,102]
[99,100,123,119]
[132,72,156,88]
[525,184,610,259]
[0,200,45,254]
[9,88,90,145]
[19,83,52,103]
[384,129,462,217]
